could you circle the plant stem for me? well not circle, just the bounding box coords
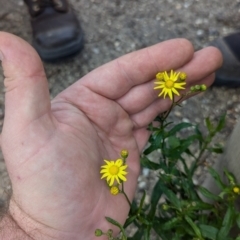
[121,183,132,207]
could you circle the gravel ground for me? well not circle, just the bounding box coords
[0,0,240,236]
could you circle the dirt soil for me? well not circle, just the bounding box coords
[0,0,239,234]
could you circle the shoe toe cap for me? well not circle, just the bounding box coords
[35,25,80,48]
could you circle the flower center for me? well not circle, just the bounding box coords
[165,80,174,89]
[109,165,119,175]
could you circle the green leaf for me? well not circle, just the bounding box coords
[208,167,226,190]
[180,134,200,146]
[144,227,151,240]
[152,220,171,240]
[138,215,151,225]
[199,224,218,240]
[184,216,202,239]
[217,205,234,240]
[167,122,194,136]
[139,191,146,212]
[205,117,214,133]
[158,182,181,209]
[167,136,181,149]
[198,186,222,201]
[215,114,226,132]
[144,131,163,154]
[189,200,214,211]
[195,125,203,139]
[159,217,180,230]
[129,199,138,214]
[163,134,199,160]
[208,146,224,154]
[105,216,127,239]
[124,215,137,228]
[224,169,237,185]
[162,121,174,129]
[236,214,240,229]
[195,125,204,148]
[105,216,122,227]
[148,179,163,220]
[140,156,161,170]
[128,228,144,240]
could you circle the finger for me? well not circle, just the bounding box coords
[65,38,194,101]
[117,46,223,115]
[0,32,51,132]
[131,73,215,128]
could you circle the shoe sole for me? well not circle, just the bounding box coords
[32,34,84,62]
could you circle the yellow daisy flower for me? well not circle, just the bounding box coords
[100,159,128,186]
[154,70,187,100]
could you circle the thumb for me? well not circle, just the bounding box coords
[0,32,51,133]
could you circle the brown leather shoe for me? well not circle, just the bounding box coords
[24,0,84,61]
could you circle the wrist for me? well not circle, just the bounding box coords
[4,199,54,240]
[0,213,34,239]
[4,199,102,240]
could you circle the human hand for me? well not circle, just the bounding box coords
[0,32,222,239]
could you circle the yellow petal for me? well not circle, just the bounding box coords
[101,165,108,169]
[109,177,115,186]
[115,176,120,184]
[168,90,173,100]
[104,160,111,165]
[116,159,123,167]
[174,83,186,89]
[163,71,169,81]
[163,89,169,98]
[101,173,109,179]
[158,89,165,97]
[154,86,164,90]
[172,88,180,96]
[107,175,111,182]
[119,174,127,181]
[120,165,128,170]
[172,72,180,81]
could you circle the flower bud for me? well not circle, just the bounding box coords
[190,86,196,92]
[121,149,129,158]
[191,201,197,207]
[162,204,169,210]
[200,84,207,91]
[233,186,240,194]
[107,229,113,236]
[195,85,201,90]
[156,72,164,80]
[179,72,187,81]
[95,229,103,236]
[110,186,119,195]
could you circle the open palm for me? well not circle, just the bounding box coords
[0,32,222,240]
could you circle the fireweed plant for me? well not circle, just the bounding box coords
[95,70,240,240]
